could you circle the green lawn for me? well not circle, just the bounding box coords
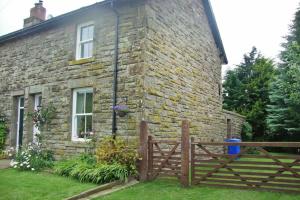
[94,178,300,200]
[0,169,97,200]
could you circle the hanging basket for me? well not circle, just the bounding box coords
[113,105,129,118]
[116,110,128,117]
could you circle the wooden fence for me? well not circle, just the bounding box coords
[138,120,300,193]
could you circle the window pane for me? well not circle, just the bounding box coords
[76,115,85,138]
[85,92,93,113]
[81,26,88,41]
[20,97,24,107]
[88,42,93,57]
[76,92,84,113]
[88,25,94,39]
[80,25,93,41]
[86,115,92,133]
[81,42,93,58]
[38,96,42,107]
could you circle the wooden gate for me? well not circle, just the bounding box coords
[191,141,300,193]
[147,136,181,179]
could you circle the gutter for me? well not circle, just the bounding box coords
[110,0,120,138]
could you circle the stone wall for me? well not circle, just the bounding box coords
[0,0,245,157]
[0,2,146,157]
[142,0,226,141]
[222,110,245,138]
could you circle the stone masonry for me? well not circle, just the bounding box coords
[0,0,244,157]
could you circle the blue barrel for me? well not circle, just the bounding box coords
[225,138,241,155]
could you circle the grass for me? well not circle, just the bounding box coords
[94,178,300,200]
[0,168,97,200]
[95,152,300,200]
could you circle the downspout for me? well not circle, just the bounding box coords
[110,0,120,139]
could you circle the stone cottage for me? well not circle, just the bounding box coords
[0,0,244,156]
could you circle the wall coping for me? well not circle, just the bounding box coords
[222,109,245,119]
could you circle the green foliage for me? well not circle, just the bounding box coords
[241,122,253,141]
[27,103,56,131]
[11,143,54,171]
[0,116,8,151]
[95,137,138,173]
[54,154,131,184]
[267,5,300,140]
[223,47,275,140]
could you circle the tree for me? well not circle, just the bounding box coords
[267,42,300,136]
[223,47,275,140]
[267,5,300,139]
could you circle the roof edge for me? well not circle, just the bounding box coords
[0,1,111,44]
[202,0,228,64]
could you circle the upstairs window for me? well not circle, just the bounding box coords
[72,88,93,141]
[76,22,94,60]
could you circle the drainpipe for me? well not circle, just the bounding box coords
[110,0,120,139]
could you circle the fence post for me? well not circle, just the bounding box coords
[139,121,149,182]
[148,135,153,180]
[191,137,195,185]
[181,120,190,187]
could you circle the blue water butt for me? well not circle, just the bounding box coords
[225,138,241,155]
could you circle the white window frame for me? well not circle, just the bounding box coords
[76,21,94,60]
[16,96,24,150]
[72,88,93,141]
[33,94,42,143]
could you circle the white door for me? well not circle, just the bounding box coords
[33,94,42,143]
[16,96,24,149]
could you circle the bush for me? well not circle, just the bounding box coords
[241,121,253,141]
[95,137,138,173]
[0,120,8,151]
[54,154,130,184]
[10,143,54,171]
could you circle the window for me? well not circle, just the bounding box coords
[17,96,24,149]
[76,22,94,60]
[72,88,93,141]
[33,94,42,143]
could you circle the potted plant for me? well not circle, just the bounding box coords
[113,105,129,117]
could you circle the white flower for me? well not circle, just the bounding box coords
[14,166,17,168]
[27,165,30,168]
[20,163,23,166]
[31,168,35,171]
[10,160,15,166]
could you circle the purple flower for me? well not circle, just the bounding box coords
[113,105,129,111]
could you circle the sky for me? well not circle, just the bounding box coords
[0,0,299,74]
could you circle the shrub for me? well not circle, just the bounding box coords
[95,137,138,173]
[241,121,253,141]
[54,154,130,184]
[0,119,8,151]
[10,143,54,171]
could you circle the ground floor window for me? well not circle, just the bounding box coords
[17,96,24,148]
[33,94,42,143]
[72,88,93,141]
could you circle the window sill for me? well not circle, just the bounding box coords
[69,57,95,65]
[71,138,91,143]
